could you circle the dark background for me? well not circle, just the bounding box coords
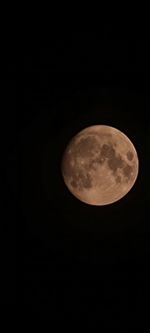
[6,32,150,325]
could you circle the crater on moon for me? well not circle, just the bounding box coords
[61,125,139,205]
[100,143,115,159]
[74,135,100,158]
[123,164,133,178]
[62,134,101,191]
[115,175,122,184]
[95,142,126,177]
[126,150,134,161]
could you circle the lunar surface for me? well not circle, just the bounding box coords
[61,125,139,205]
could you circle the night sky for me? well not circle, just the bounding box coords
[6,32,150,325]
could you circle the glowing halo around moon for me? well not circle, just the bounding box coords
[61,125,139,206]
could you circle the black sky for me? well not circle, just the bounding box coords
[6,32,150,325]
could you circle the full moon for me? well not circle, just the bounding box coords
[61,125,139,205]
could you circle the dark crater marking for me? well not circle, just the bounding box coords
[107,155,124,173]
[74,135,101,159]
[115,175,122,184]
[122,164,133,178]
[100,143,116,159]
[126,150,134,161]
[99,143,125,175]
[70,171,93,190]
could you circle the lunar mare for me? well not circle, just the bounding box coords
[61,125,139,205]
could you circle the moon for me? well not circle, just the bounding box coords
[61,125,139,206]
